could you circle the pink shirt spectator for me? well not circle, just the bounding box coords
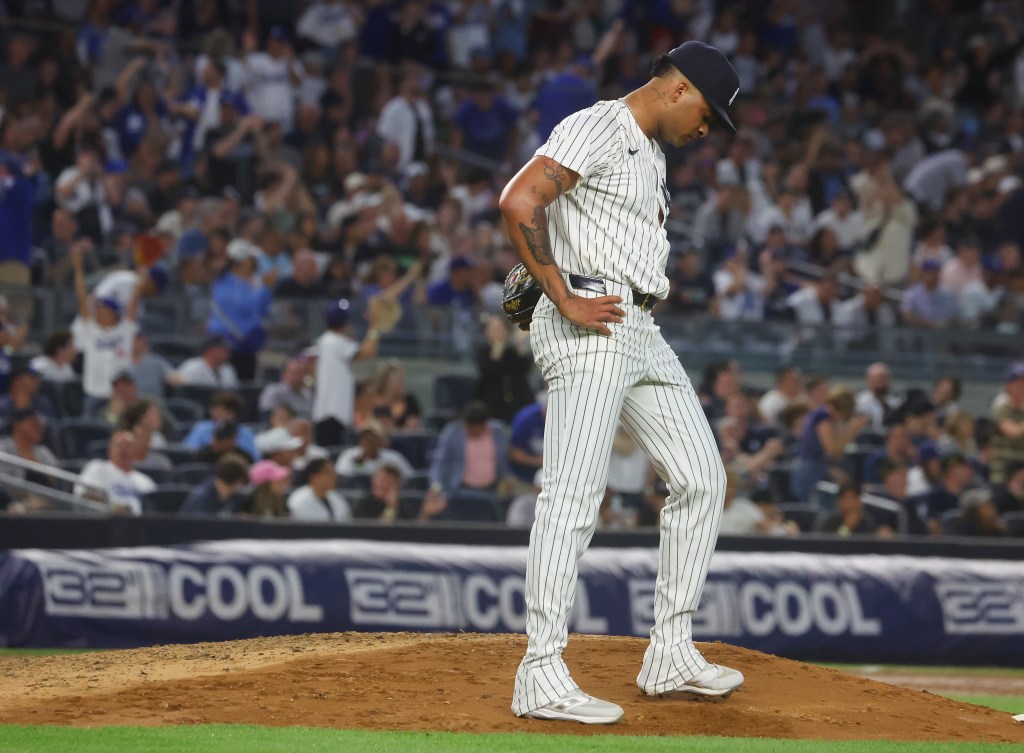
[462,432,497,488]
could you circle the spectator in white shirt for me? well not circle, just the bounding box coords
[287,456,353,522]
[289,418,330,475]
[786,273,841,325]
[376,73,434,171]
[76,430,156,515]
[70,243,141,412]
[335,421,414,481]
[259,357,313,417]
[750,188,813,246]
[855,362,903,430]
[296,0,363,51]
[940,236,983,296]
[312,299,382,446]
[243,26,303,130]
[834,284,898,329]
[758,366,805,427]
[173,335,240,388]
[713,250,766,322]
[54,144,111,242]
[812,189,863,251]
[30,331,77,383]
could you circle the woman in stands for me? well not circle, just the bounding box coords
[790,386,870,504]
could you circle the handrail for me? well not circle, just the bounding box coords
[0,469,109,515]
[0,450,109,505]
[862,493,909,536]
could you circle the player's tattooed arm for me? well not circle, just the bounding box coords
[500,156,579,306]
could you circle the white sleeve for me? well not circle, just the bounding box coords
[74,461,105,501]
[287,488,318,520]
[330,335,360,363]
[334,449,355,475]
[71,317,91,348]
[534,107,622,182]
[222,364,240,388]
[177,359,208,385]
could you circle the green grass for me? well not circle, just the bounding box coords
[821,664,1024,678]
[943,695,1024,714]
[0,727,1021,753]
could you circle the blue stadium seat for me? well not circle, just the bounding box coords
[142,485,193,514]
[55,420,111,460]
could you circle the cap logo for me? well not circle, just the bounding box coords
[729,87,739,106]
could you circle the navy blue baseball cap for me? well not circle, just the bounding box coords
[665,41,740,134]
[325,299,351,328]
[1006,361,1024,383]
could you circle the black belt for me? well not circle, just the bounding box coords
[568,274,661,313]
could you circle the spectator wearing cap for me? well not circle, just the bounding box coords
[907,440,944,497]
[182,391,259,461]
[335,420,413,480]
[96,369,139,426]
[452,79,518,163]
[990,362,1024,486]
[71,244,142,413]
[93,266,170,316]
[287,457,352,522]
[948,487,1008,537]
[312,298,382,447]
[179,454,251,517]
[75,430,156,515]
[0,366,56,425]
[237,459,291,518]
[288,418,330,479]
[376,73,434,171]
[242,26,303,131]
[207,239,273,382]
[429,401,509,502]
[921,453,976,526]
[256,426,304,470]
[30,331,77,383]
[172,336,240,388]
[900,259,958,328]
[0,408,59,496]
[259,358,314,418]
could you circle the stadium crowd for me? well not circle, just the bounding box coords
[0,0,1023,536]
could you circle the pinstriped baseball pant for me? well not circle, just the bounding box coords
[511,283,727,716]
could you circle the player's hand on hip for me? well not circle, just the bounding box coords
[557,294,625,336]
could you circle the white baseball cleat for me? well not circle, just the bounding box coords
[657,663,745,698]
[522,691,625,724]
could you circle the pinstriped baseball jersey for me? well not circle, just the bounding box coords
[535,100,671,299]
[511,97,730,718]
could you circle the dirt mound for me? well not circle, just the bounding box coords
[1,633,1022,741]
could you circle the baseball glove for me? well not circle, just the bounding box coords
[502,263,542,325]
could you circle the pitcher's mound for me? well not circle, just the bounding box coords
[1,632,1021,741]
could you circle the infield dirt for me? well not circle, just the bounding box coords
[1,632,1022,741]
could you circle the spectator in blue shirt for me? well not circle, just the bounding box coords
[508,397,545,484]
[427,255,477,308]
[532,56,598,141]
[790,387,870,504]
[900,259,958,328]
[116,76,171,160]
[182,391,260,461]
[453,80,518,163]
[0,151,36,270]
[207,239,273,381]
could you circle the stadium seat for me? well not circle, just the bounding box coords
[445,490,501,522]
[433,374,478,416]
[55,420,111,460]
[777,503,822,533]
[163,397,205,426]
[399,489,425,519]
[338,473,372,491]
[1001,512,1024,536]
[136,464,172,485]
[176,462,215,485]
[141,485,193,514]
[170,384,220,410]
[148,336,200,366]
[405,471,431,491]
[39,379,84,419]
[85,439,109,459]
[235,382,266,424]
[163,445,199,465]
[939,508,963,535]
[388,431,437,470]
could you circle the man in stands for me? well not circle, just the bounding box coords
[286,457,352,522]
[335,421,413,480]
[183,391,259,460]
[173,335,240,388]
[0,408,60,494]
[259,357,313,417]
[76,430,156,515]
[0,366,56,424]
[179,454,251,517]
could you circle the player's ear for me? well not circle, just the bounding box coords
[672,78,689,102]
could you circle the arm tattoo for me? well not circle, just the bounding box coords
[518,205,553,266]
[541,158,569,195]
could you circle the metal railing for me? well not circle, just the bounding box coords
[0,450,109,514]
